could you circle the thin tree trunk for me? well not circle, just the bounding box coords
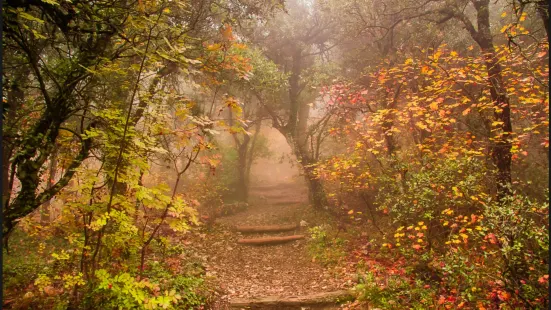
[236,136,250,202]
[3,69,30,213]
[382,85,402,156]
[473,1,513,200]
[41,148,58,224]
[454,0,513,200]
[245,119,262,184]
[536,0,549,41]
[298,149,328,209]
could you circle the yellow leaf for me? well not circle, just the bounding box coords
[415,121,427,130]
[421,66,430,74]
[429,102,438,111]
[404,58,413,65]
[207,43,222,51]
[462,108,471,116]
[348,209,354,214]
[501,12,507,18]
[450,51,458,57]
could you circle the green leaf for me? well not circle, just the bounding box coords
[18,11,45,24]
[41,0,60,5]
[31,29,47,39]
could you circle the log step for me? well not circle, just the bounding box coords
[237,235,305,245]
[270,200,304,206]
[235,224,298,233]
[229,290,354,309]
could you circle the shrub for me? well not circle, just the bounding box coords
[307,225,347,266]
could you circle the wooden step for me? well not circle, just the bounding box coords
[270,199,305,206]
[235,224,299,233]
[229,290,354,309]
[237,235,305,245]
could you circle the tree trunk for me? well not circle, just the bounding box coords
[273,45,328,209]
[286,48,303,134]
[246,119,262,182]
[296,147,328,209]
[455,0,513,200]
[41,148,58,224]
[473,0,513,200]
[3,68,31,212]
[382,85,402,156]
[307,172,328,208]
[536,0,549,41]
[236,135,250,202]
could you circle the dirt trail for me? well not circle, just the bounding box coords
[194,180,352,309]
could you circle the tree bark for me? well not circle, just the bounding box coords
[236,135,250,202]
[382,85,402,156]
[41,148,58,224]
[246,118,263,183]
[286,47,303,134]
[536,0,549,41]
[453,0,513,200]
[2,71,27,210]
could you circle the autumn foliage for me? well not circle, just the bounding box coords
[314,40,549,308]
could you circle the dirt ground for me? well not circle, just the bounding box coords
[186,179,355,309]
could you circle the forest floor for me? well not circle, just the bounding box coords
[187,180,356,309]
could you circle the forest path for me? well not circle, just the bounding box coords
[194,180,353,309]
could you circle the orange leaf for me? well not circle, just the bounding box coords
[221,24,234,41]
